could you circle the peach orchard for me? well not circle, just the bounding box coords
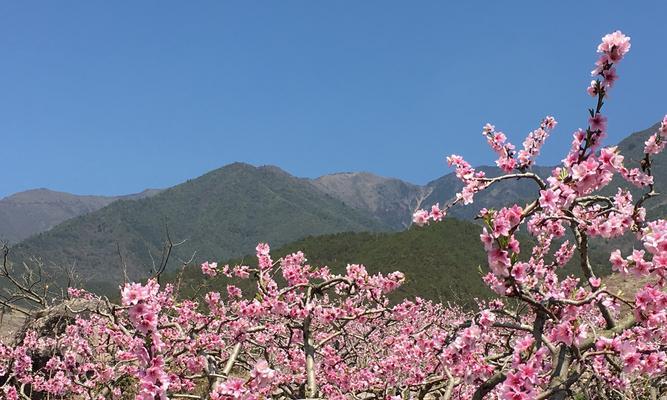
[1,31,666,400]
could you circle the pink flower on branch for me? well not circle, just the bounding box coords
[201,261,218,277]
[589,113,608,132]
[597,30,631,63]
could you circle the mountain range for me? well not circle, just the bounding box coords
[3,121,664,294]
[0,188,161,244]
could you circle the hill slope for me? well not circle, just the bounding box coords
[173,219,494,305]
[0,188,160,244]
[11,163,391,290]
[311,172,430,229]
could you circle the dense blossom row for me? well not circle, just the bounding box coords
[1,30,666,399]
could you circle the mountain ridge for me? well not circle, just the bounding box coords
[5,121,664,293]
[5,120,662,244]
[9,162,391,291]
[0,188,161,244]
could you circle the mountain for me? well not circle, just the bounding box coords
[11,163,391,292]
[311,172,430,229]
[308,166,555,229]
[7,121,664,294]
[0,188,161,244]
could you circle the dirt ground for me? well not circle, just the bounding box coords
[604,272,654,298]
[0,310,25,342]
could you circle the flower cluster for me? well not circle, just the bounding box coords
[516,116,557,169]
[588,30,631,96]
[644,116,667,155]
[482,123,516,172]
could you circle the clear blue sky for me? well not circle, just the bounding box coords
[2,1,666,198]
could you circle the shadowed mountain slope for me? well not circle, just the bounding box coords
[311,172,430,229]
[0,188,160,244]
[11,163,391,291]
[171,219,494,305]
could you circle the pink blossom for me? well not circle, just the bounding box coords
[587,80,600,97]
[412,209,429,226]
[589,114,607,132]
[250,360,276,388]
[227,285,242,299]
[201,261,218,277]
[597,31,631,63]
[478,310,496,327]
[539,189,559,211]
[588,277,601,288]
[429,203,445,221]
[644,133,665,155]
[550,322,574,346]
[602,67,618,87]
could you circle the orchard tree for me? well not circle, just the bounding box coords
[0,31,666,400]
[413,30,667,399]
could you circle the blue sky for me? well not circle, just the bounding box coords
[1,1,666,198]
